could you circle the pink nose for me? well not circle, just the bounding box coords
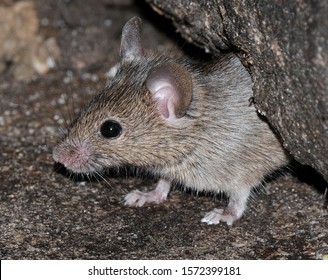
[53,142,91,173]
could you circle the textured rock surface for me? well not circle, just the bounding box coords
[0,0,327,260]
[0,1,60,80]
[146,0,328,182]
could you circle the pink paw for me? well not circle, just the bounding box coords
[124,189,167,207]
[124,179,171,207]
[201,208,241,226]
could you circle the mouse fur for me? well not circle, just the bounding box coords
[53,17,289,225]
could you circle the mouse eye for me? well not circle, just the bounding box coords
[100,120,122,139]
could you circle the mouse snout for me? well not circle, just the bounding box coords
[52,141,92,173]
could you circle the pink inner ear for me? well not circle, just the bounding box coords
[146,63,192,120]
[147,76,178,119]
[152,85,176,119]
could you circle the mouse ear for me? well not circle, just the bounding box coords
[120,17,144,63]
[146,63,193,120]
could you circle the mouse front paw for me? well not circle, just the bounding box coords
[124,178,171,207]
[124,189,167,207]
[201,208,241,226]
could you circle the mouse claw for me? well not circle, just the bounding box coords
[124,189,167,207]
[124,179,171,207]
[201,208,237,226]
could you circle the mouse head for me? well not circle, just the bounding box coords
[53,17,196,174]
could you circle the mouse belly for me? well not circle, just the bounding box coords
[123,163,264,225]
[124,138,288,225]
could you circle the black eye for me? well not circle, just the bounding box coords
[100,120,122,138]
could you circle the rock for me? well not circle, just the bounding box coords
[0,1,60,81]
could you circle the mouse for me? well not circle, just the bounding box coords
[52,17,290,225]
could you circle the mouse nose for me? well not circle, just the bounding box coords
[52,141,92,173]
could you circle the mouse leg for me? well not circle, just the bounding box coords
[124,178,171,207]
[201,187,251,226]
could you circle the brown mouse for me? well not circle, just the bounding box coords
[53,17,289,225]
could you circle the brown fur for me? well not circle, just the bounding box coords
[53,17,289,225]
